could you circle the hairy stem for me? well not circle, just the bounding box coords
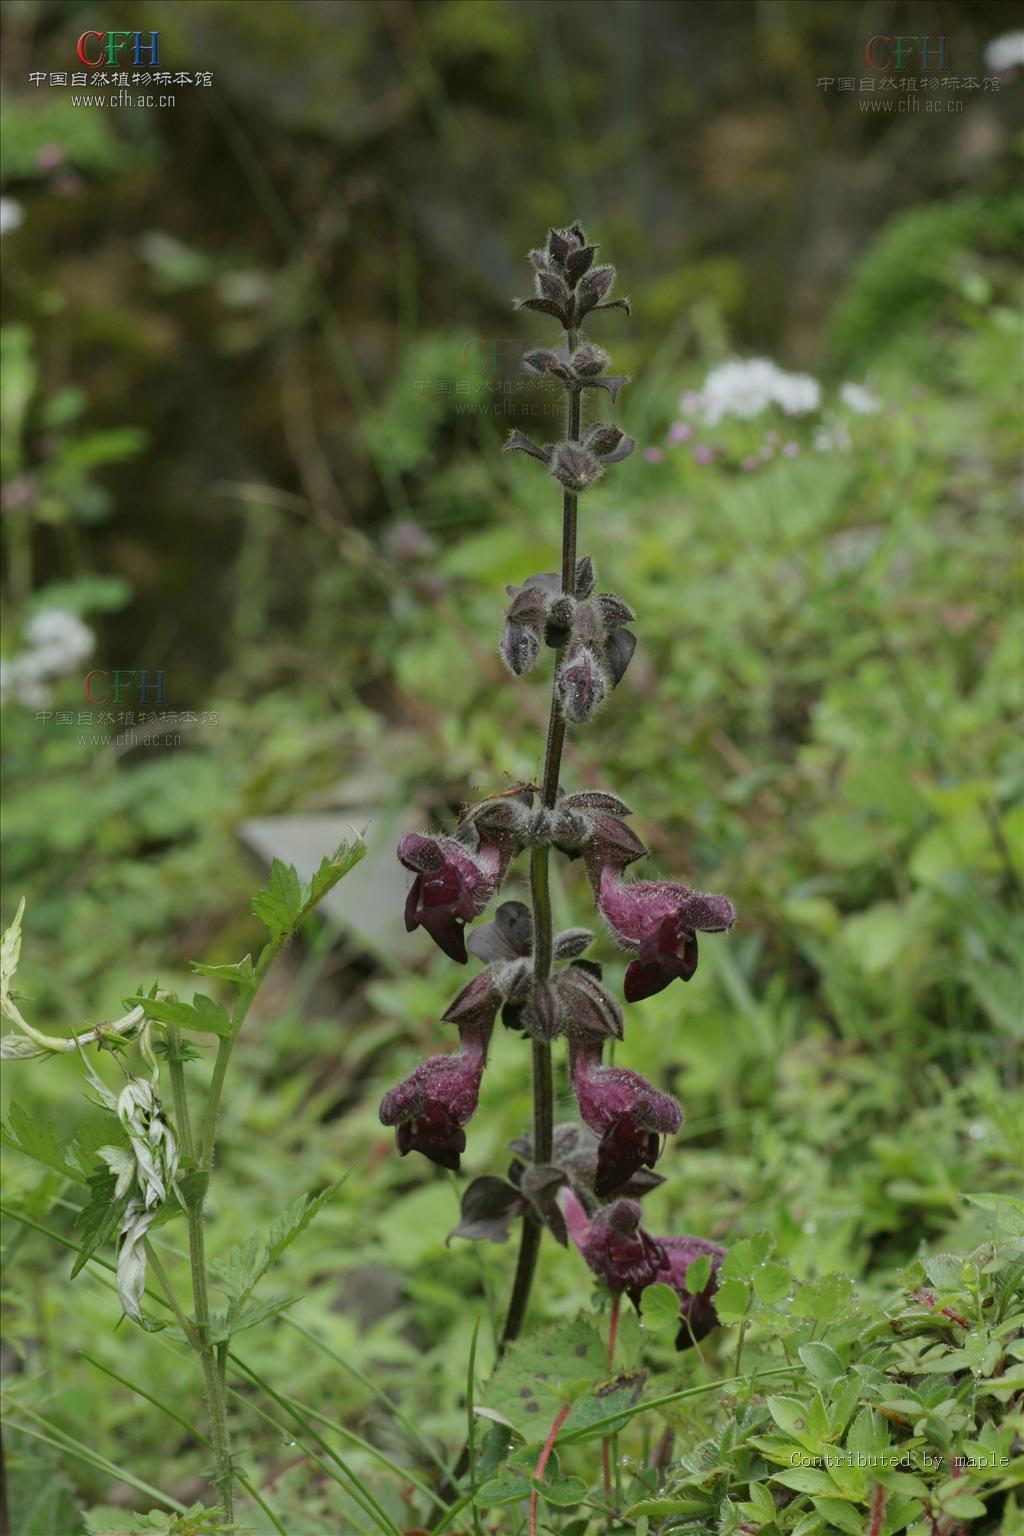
[179,936,284,1516]
[530,1401,571,1536]
[500,332,579,1350]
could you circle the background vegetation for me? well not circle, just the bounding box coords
[1,2,1020,1533]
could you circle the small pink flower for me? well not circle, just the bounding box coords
[740,455,759,473]
[782,441,799,458]
[36,143,64,171]
[570,1035,681,1195]
[680,389,701,415]
[691,445,715,465]
[759,444,775,461]
[667,422,692,445]
[598,867,735,1001]
[643,446,664,464]
[398,831,504,964]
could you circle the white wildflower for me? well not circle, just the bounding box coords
[0,198,24,236]
[699,358,822,424]
[840,381,882,415]
[985,32,1024,73]
[1,607,94,709]
[24,607,95,670]
[117,1198,156,1323]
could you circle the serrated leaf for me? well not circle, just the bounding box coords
[134,994,232,1038]
[190,956,256,990]
[2,1100,85,1183]
[251,859,303,938]
[481,1315,607,1437]
[251,840,365,940]
[72,1168,131,1278]
[209,1293,296,1344]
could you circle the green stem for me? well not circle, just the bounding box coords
[165,1024,195,1164]
[179,937,284,1517]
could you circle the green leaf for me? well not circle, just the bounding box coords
[753,1261,792,1304]
[534,1473,587,1507]
[686,1253,712,1294]
[213,1180,343,1326]
[811,1496,863,1534]
[712,1277,750,1322]
[481,1315,607,1437]
[134,994,232,1038]
[560,1370,647,1442]
[799,1342,845,1387]
[640,1282,680,1333]
[208,1293,295,1343]
[474,1467,530,1506]
[846,1406,889,1458]
[774,1467,836,1495]
[964,1192,1024,1237]
[721,1238,757,1281]
[72,1169,131,1278]
[190,956,255,991]
[251,840,366,940]
[251,859,303,938]
[624,1495,713,1519]
[1,1100,85,1183]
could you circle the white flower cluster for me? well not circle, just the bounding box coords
[89,1067,180,1323]
[0,198,24,236]
[1,607,95,709]
[839,382,882,416]
[985,32,1024,73]
[698,359,822,424]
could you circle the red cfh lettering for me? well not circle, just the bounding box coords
[864,35,892,70]
[76,31,105,66]
[83,668,111,704]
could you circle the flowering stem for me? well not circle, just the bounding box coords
[499,331,579,1350]
[529,1401,571,1536]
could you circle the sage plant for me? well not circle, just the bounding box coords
[383,224,735,1351]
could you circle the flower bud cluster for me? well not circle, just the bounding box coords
[381,225,734,1345]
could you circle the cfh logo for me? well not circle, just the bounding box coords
[76,31,160,67]
[83,669,166,705]
[864,36,948,71]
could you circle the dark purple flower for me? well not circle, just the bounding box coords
[569,1034,682,1197]
[398,831,504,964]
[379,1013,493,1171]
[560,1191,668,1302]
[561,1192,726,1343]
[659,1236,726,1349]
[557,645,606,723]
[598,867,736,1002]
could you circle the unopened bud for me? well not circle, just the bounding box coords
[522,981,562,1041]
[501,619,541,676]
[558,646,607,724]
